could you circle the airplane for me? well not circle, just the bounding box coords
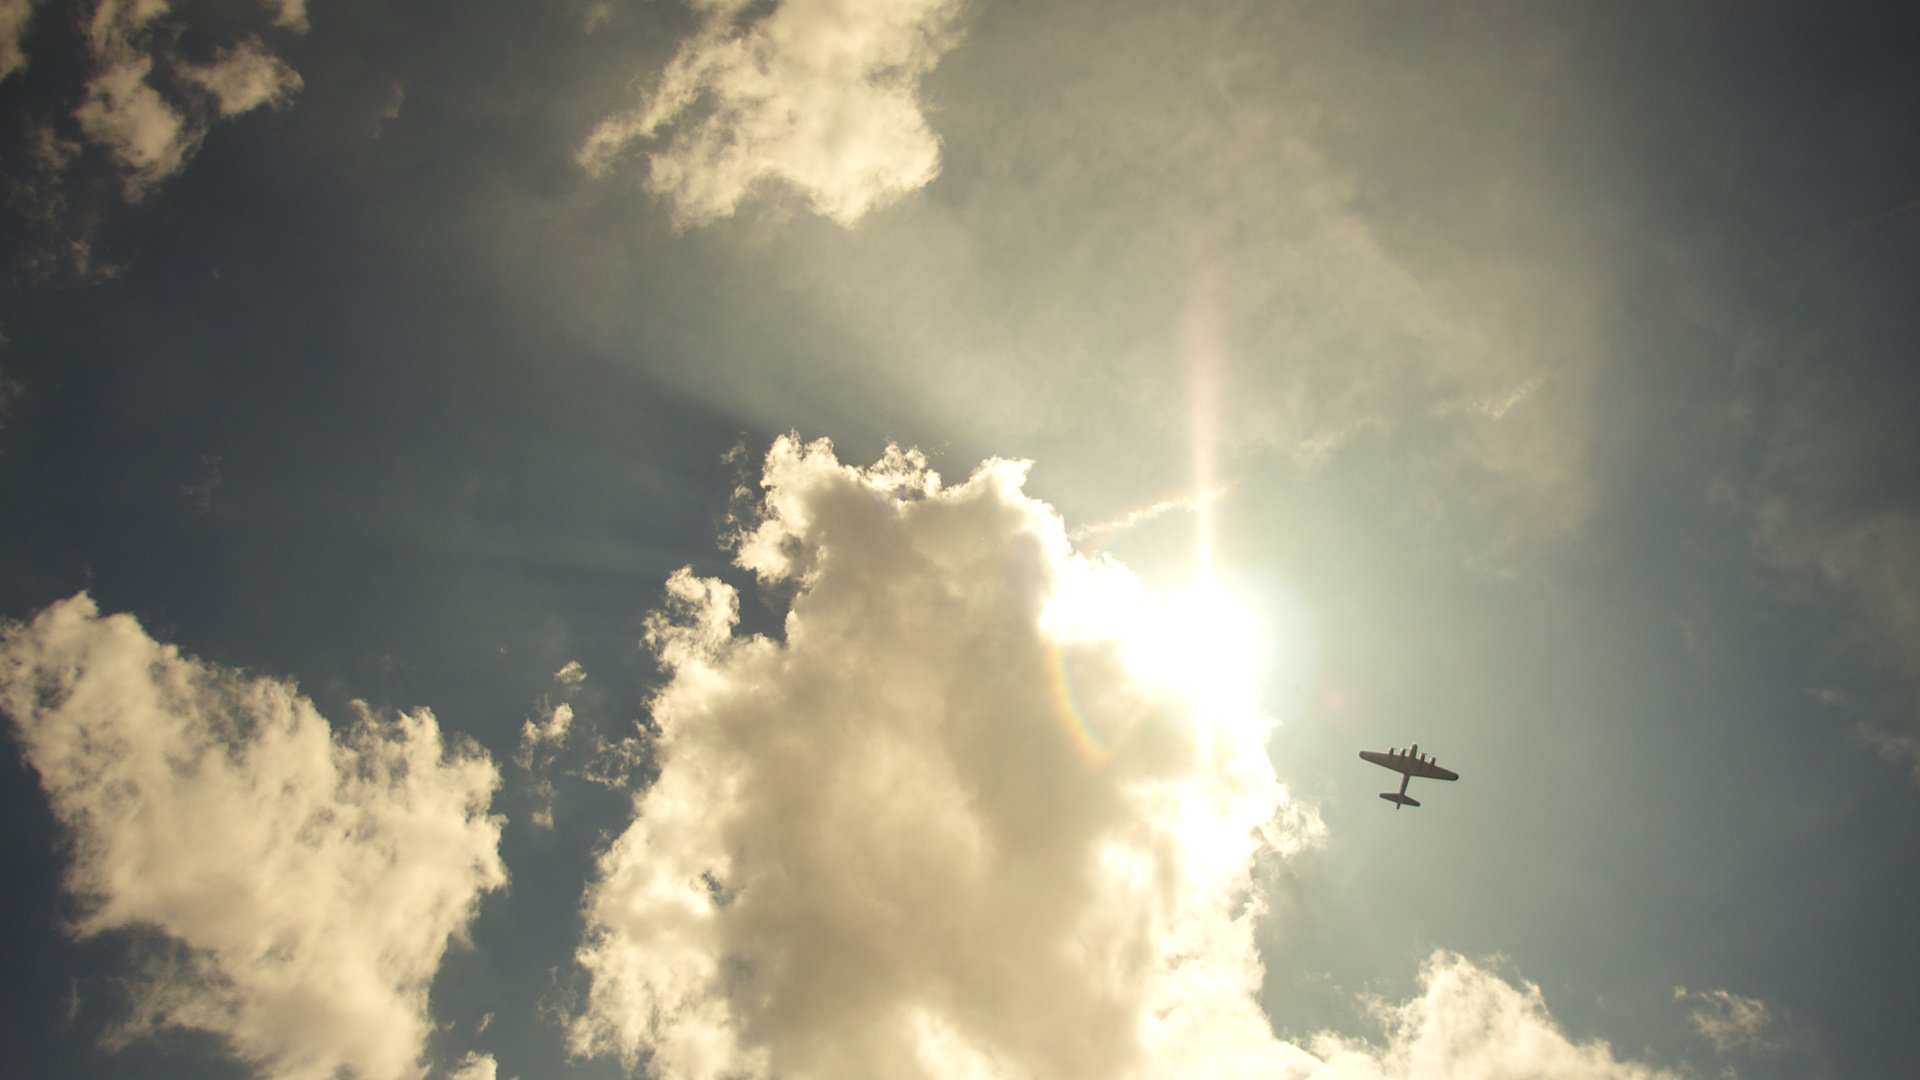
[1359,743,1459,809]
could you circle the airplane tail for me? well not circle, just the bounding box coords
[1379,792,1420,810]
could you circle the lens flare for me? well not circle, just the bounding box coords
[1042,555,1270,766]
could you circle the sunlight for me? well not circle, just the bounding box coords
[1040,559,1271,761]
[1118,575,1266,724]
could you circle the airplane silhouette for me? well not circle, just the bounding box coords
[1359,743,1459,809]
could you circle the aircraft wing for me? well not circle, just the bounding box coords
[1359,750,1403,773]
[1359,750,1460,781]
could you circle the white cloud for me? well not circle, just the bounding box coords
[0,0,38,82]
[569,436,1325,1078]
[446,1051,499,1080]
[181,37,303,117]
[1674,987,1777,1056]
[579,0,965,226]
[525,700,575,748]
[518,662,589,829]
[677,3,1616,572]
[75,50,198,198]
[1429,375,1549,421]
[564,437,1688,1080]
[1311,953,1682,1079]
[1068,484,1232,545]
[0,594,508,1080]
[263,0,307,34]
[70,0,304,198]
[519,700,574,830]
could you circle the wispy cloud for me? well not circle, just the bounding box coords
[1068,484,1232,543]
[179,37,303,118]
[1859,725,1920,784]
[263,0,307,34]
[518,660,588,829]
[75,1,199,200]
[0,594,507,1080]
[1674,986,1778,1056]
[12,0,303,210]
[447,1051,499,1080]
[1429,375,1549,421]
[1735,362,1920,779]
[1312,953,1683,1078]
[0,0,38,82]
[579,0,966,226]
[726,4,1613,569]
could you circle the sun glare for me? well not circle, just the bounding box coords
[1120,576,1266,722]
[1043,557,1270,742]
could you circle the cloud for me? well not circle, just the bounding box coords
[56,0,305,200]
[75,45,198,198]
[263,0,307,34]
[1674,987,1777,1056]
[656,2,1618,571]
[1733,356,1920,778]
[0,594,508,1080]
[1758,501,1920,682]
[1310,953,1682,1079]
[553,659,588,692]
[525,701,576,748]
[446,1051,498,1080]
[180,37,304,117]
[1429,375,1549,422]
[518,661,589,829]
[0,0,38,82]
[579,0,966,226]
[561,437,1694,1080]
[1068,484,1232,544]
[569,436,1327,1078]
[1859,726,1920,784]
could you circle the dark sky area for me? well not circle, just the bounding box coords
[2,2,1918,1079]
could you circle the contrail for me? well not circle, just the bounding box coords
[1069,484,1234,544]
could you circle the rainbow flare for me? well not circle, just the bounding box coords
[1044,640,1110,766]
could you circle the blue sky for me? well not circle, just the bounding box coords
[2,2,1917,1078]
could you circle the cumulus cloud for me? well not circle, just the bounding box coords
[1674,987,1777,1057]
[0,0,38,82]
[569,436,1325,1078]
[0,594,508,1080]
[563,437,1688,1080]
[579,0,965,226]
[1312,953,1682,1079]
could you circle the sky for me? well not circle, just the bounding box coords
[1,1,1917,1078]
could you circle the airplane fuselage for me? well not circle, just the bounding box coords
[1359,742,1459,809]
